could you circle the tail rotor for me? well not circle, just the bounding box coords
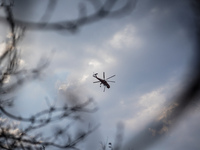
[93,72,98,77]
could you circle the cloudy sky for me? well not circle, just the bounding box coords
[1,0,200,149]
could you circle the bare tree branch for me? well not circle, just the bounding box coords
[0,0,137,33]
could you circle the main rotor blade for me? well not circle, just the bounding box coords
[93,81,100,83]
[103,86,105,92]
[107,81,115,83]
[106,75,115,80]
[103,72,105,80]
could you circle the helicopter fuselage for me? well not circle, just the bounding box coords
[94,76,110,88]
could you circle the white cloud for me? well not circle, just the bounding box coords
[125,87,167,131]
[0,117,7,123]
[58,83,68,91]
[80,74,89,83]
[138,87,166,108]
[88,59,102,68]
[109,25,143,49]
[18,59,26,68]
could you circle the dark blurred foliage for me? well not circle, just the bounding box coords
[1,0,200,150]
[0,0,136,149]
[123,0,200,149]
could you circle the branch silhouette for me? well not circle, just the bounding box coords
[2,0,198,150]
[0,0,137,33]
[0,0,137,149]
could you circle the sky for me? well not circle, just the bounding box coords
[0,0,200,150]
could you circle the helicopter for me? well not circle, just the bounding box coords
[93,72,115,92]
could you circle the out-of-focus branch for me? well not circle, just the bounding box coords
[0,1,100,149]
[0,0,137,33]
[40,0,58,24]
[0,99,97,124]
[0,121,99,150]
